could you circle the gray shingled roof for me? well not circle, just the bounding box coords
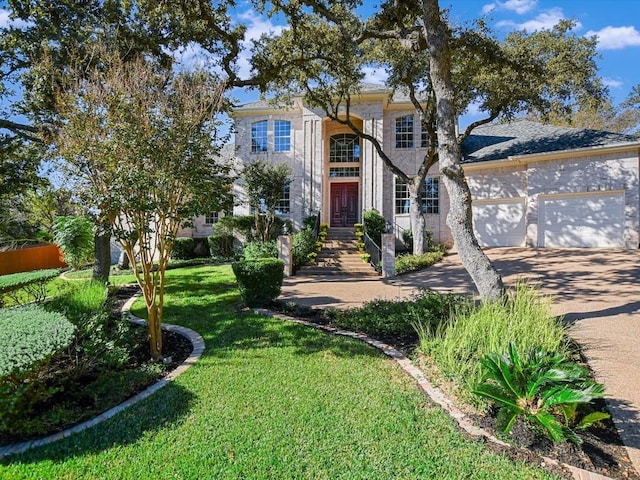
[461,120,638,164]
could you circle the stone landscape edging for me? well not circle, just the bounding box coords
[0,292,205,460]
[257,308,614,480]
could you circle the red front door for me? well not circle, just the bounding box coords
[330,182,358,227]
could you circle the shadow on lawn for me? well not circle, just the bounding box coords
[1,382,196,467]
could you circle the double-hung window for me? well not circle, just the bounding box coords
[395,177,440,214]
[205,212,219,225]
[395,115,414,149]
[274,120,291,152]
[251,120,268,153]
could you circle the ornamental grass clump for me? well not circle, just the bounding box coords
[419,282,569,404]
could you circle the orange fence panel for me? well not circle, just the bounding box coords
[0,244,67,276]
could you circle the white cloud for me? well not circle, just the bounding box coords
[236,10,285,79]
[497,7,579,31]
[0,9,31,29]
[603,77,623,88]
[482,3,497,15]
[482,0,536,15]
[362,67,388,85]
[586,26,640,50]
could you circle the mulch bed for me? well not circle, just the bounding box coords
[267,300,640,480]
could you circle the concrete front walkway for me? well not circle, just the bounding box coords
[279,248,640,471]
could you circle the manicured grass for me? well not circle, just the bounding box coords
[0,265,558,479]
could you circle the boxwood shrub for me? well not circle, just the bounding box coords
[208,233,235,258]
[242,240,278,260]
[171,237,195,260]
[232,258,284,307]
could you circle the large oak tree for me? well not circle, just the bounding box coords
[251,0,605,299]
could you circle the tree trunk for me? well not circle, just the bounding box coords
[147,303,163,361]
[408,180,426,255]
[92,232,111,283]
[421,0,504,301]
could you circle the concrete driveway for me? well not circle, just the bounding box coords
[280,248,640,469]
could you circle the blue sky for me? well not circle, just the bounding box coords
[2,0,640,127]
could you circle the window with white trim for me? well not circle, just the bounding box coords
[395,177,440,214]
[251,120,268,153]
[274,120,291,152]
[395,115,414,149]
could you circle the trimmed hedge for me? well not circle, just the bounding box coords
[232,258,284,307]
[208,234,235,258]
[243,240,278,260]
[172,238,196,260]
[0,305,76,378]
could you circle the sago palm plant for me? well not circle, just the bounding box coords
[473,343,608,444]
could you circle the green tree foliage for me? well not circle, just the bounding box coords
[252,0,605,299]
[53,216,95,270]
[243,161,292,242]
[53,47,232,360]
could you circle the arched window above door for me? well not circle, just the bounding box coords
[329,134,360,163]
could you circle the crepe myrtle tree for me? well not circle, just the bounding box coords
[243,161,292,242]
[54,47,232,360]
[252,0,605,299]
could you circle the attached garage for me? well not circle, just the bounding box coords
[537,192,625,248]
[472,198,526,247]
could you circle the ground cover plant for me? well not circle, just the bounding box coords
[395,246,447,275]
[0,265,560,480]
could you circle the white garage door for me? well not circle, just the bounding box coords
[473,198,526,247]
[538,192,624,247]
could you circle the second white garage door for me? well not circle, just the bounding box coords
[472,198,526,247]
[538,192,625,247]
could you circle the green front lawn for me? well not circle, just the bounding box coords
[0,265,558,479]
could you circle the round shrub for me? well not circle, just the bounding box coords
[232,258,285,307]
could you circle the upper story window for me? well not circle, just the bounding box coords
[274,120,291,152]
[329,133,360,162]
[395,115,414,149]
[251,120,268,153]
[420,122,438,149]
[395,177,440,214]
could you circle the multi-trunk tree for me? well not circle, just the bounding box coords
[54,48,231,359]
[1,0,252,280]
[252,0,605,299]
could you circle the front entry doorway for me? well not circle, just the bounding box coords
[330,182,358,227]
